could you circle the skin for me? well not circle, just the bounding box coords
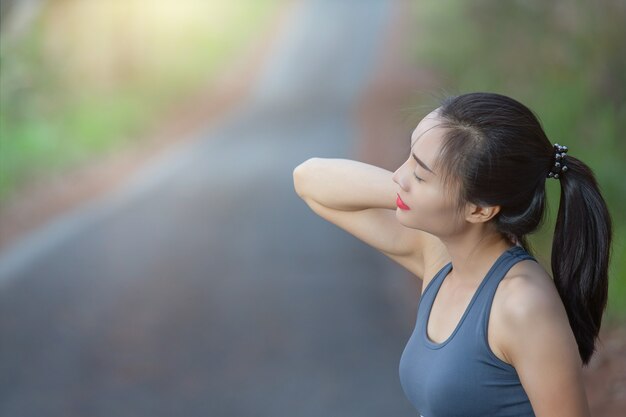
[391,109,591,416]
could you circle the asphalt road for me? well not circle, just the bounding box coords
[0,1,420,416]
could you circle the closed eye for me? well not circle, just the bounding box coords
[413,172,423,182]
[412,152,434,174]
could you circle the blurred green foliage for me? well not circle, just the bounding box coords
[0,0,280,201]
[409,0,626,319]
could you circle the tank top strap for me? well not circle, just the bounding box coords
[471,245,537,336]
[421,262,453,298]
[417,246,536,327]
[477,245,536,300]
[415,261,453,321]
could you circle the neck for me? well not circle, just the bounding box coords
[440,226,514,285]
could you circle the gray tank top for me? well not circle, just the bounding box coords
[399,245,536,416]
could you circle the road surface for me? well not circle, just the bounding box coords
[0,1,419,416]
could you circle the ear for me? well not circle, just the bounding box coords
[464,203,501,224]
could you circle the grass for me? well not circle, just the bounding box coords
[0,0,282,201]
[408,0,626,319]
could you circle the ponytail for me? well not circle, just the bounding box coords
[552,156,612,365]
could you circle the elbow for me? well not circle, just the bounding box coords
[292,165,304,198]
[292,158,318,199]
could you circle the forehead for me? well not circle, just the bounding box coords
[410,111,445,166]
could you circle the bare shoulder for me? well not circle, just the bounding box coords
[491,259,580,365]
[496,260,566,324]
[491,259,590,415]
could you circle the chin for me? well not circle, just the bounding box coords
[395,211,419,228]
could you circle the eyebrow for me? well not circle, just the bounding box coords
[409,122,441,174]
[412,152,434,174]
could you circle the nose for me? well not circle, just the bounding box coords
[392,161,409,191]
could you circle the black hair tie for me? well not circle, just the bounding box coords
[548,143,569,179]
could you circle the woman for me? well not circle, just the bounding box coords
[292,92,612,416]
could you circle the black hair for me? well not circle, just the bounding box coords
[435,92,612,365]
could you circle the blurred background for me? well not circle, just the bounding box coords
[0,0,624,416]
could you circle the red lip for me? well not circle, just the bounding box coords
[396,194,410,210]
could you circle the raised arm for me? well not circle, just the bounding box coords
[292,157,437,279]
[293,157,396,210]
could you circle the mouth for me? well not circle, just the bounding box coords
[396,194,410,210]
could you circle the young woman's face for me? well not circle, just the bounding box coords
[392,110,466,238]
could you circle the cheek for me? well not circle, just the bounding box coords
[414,187,449,213]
